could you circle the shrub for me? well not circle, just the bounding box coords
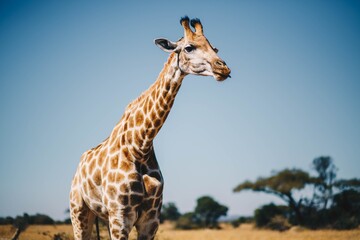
[266,215,291,231]
[332,216,359,230]
[230,219,241,228]
[29,214,54,225]
[175,212,200,230]
[63,218,72,224]
[231,216,252,228]
[0,216,14,225]
[254,203,288,228]
[53,232,71,240]
[194,196,228,228]
[13,214,29,231]
[160,202,181,223]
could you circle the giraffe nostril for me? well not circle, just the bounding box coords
[215,60,226,67]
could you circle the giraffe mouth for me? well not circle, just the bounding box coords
[213,72,231,81]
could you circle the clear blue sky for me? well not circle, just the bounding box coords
[1,0,359,220]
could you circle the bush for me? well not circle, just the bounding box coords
[53,232,71,240]
[332,216,359,230]
[160,202,181,223]
[0,213,55,226]
[194,196,228,228]
[332,190,360,217]
[254,203,288,228]
[0,216,14,225]
[13,214,29,231]
[231,216,253,228]
[29,214,54,225]
[175,212,200,230]
[266,215,291,231]
[63,218,72,224]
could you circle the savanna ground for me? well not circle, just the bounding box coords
[1,223,359,240]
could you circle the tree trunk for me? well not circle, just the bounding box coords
[11,228,21,240]
[286,194,304,225]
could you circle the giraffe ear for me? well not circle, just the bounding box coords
[154,38,178,53]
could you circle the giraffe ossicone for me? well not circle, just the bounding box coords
[69,16,231,240]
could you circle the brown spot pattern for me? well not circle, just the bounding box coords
[154,119,161,128]
[120,160,132,172]
[111,155,119,169]
[135,111,144,126]
[130,181,143,193]
[118,194,129,205]
[71,46,189,240]
[108,172,115,182]
[115,172,124,183]
[88,160,96,174]
[120,183,129,193]
[130,194,143,206]
[110,138,120,154]
[126,131,133,143]
[121,147,130,159]
[134,131,143,147]
[93,169,101,185]
[145,118,153,129]
[107,185,117,200]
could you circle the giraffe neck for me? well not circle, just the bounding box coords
[110,52,186,160]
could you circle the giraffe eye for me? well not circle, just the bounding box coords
[184,45,196,53]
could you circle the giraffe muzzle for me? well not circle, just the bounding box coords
[213,65,231,81]
[212,59,231,81]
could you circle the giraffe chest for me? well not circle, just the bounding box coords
[78,152,163,220]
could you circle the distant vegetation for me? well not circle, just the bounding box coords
[1,156,358,235]
[0,213,69,226]
[233,156,360,230]
[160,157,360,231]
[0,213,66,240]
[161,196,228,230]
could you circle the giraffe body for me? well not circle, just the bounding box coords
[70,16,231,240]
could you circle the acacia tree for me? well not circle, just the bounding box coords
[311,156,360,210]
[335,178,360,191]
[234,157,360,229]
[233,168,317,224]
[312,156,337,209]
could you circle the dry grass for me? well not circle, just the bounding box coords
[0,225,73,240]
[0,223,359,240]
[156,223,360,240]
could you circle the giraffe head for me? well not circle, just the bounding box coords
[155,16,231,81]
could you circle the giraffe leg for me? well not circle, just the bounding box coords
[70,188,96,240]
[108,208,137,240]
[135,175,163,240]
[135,198,161,240]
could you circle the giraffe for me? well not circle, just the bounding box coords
[69,16,231,240]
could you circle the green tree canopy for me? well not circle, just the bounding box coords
[233,168,316,197]
[312,156,337,209]
[311,156,360,210]
[175,212,200,230]
[194,196,228,228]
[335,178,360,190]
[160,202,181,222]
[233,157,360,229]
[233,168,317,224]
